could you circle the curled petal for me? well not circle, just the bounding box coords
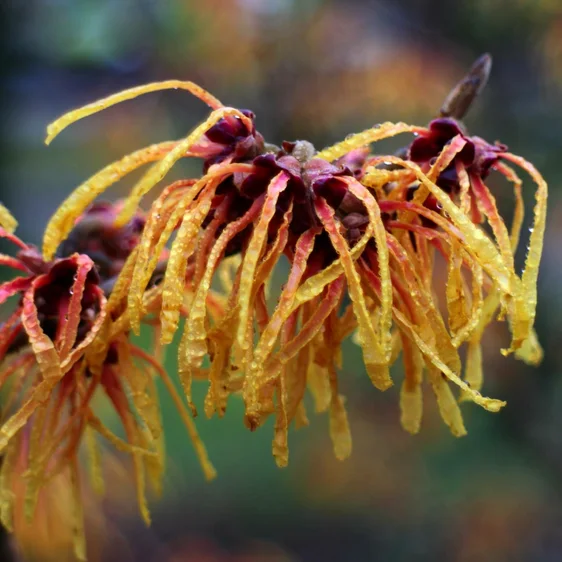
[87,412,158,458]
[514,328,543,366]
[204,307,238,419]
[316,122,424,162]
[0,378,63,454]
[326,317,352,460]
[272,311,299,467]
[128,164,253,333]
[330,391,352,461]
[60,286,107,373]
[102,371,152,525]
[386,235,461,373]
[45,80,222,145]
[307,351,332,414]
[446,243,470,335]
[451,254,484,348]
[119,340,162,442]
[501,153,547,353]
[0,228,28,251]
[0,255,31,273]
[128,193,196,333]
[462,340,483,401]
[0,436,19,531]
[85,426,104,496]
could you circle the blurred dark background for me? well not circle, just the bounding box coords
[1,1,562,561]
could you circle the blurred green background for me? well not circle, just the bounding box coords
[1,1,562,560]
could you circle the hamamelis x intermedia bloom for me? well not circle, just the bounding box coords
[0,204,215,560]
[41,54,546,456]
[0,54,547,558]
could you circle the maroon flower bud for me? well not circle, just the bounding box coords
[201,110,265,171]
[409,117,506,191]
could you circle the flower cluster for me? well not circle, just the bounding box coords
[0,56,547,559]
[0,204,215,560]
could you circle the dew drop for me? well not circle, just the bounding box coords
[69,289,74,295]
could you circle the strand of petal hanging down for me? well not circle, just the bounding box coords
[358,243,503,434]
[179,196,266,415]
[243,226,317,427]
[129,161,256,336]
[381,154,546,355]
[498,153,547,354]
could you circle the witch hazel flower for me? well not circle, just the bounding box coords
[0,203,214,560]
[38,56,547,470]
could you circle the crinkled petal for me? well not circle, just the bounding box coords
[45,80,222,145]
